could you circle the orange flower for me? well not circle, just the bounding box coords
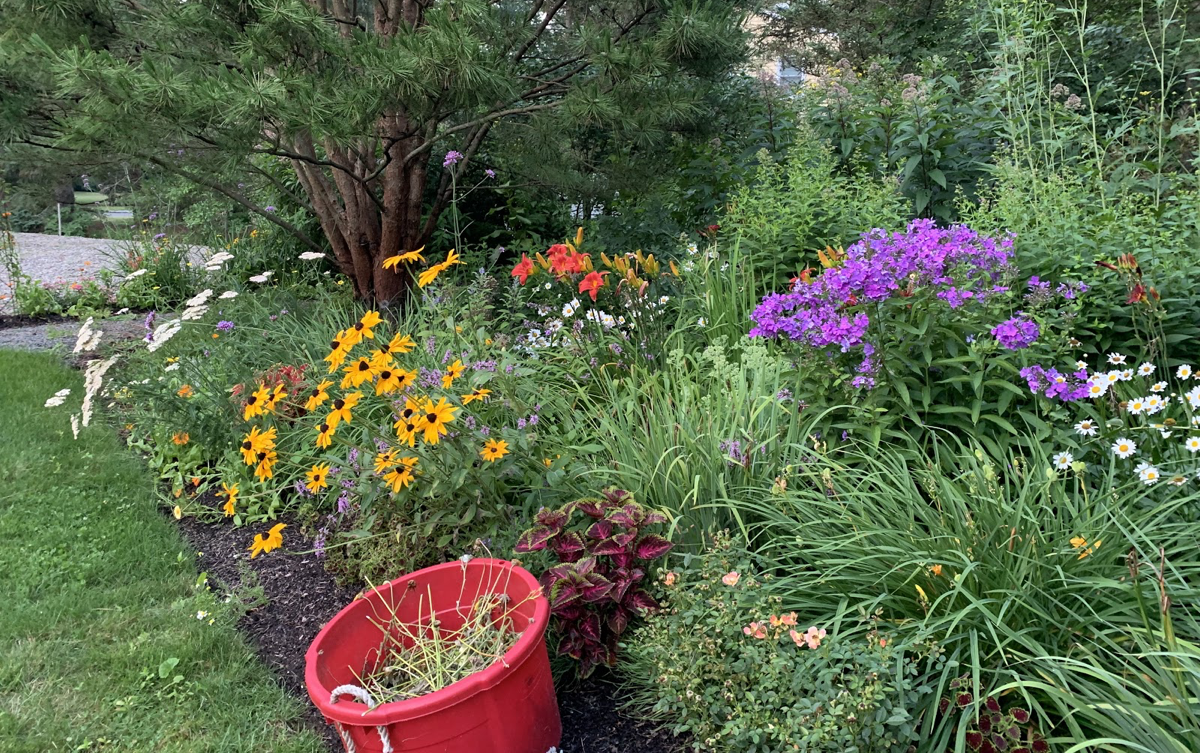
[177,384,194,398]
[511,254,535,285]
[578,271,609,301]
[172,432,190,445]
[721,571,740,587]
[742,622,767,639]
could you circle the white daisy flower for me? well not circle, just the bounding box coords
[1105,371,1121,385]
[1087,381,1108,399]
[543,283,552,290]
[1074,360,1087,371]
[1146,395,1164,414]
[1168,474,1188,486]
[562,299,579,318]
[1107,353,1127,365]
[196,610,209,620]
[298,251,325,260]
[659,295,670,305]
[1185,437,1200,453]
[1052,451,1074,470]
[1119,369,1134,382]
[1178,364,1194,379]
[1135,462,1160,485]
[1137,362,1155,376]
[1074,419,1098,436]
[697,317,707,326]
[1150,381,1167,393]
[1111,437,1137,458]
[1127,397,1146,415]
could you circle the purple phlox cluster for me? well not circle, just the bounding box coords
[991,314,1039,350]
[480,425,491,437]
[463,414,477,430]
[750,220,1015,356]
[216,320,235,332]
[1019,364,1090,402]
[443,150,463,168]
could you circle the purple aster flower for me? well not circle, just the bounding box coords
[443,151,463,168]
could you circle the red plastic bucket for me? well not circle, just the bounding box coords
[304,558,561,753]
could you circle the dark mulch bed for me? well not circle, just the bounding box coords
[0,312,77,329]
[172,492,682,753]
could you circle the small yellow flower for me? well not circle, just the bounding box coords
[374,449,399,474]
[173,505,182,519]
[177,384,194,398]
[248,523,286,558]
[480,438,509,462]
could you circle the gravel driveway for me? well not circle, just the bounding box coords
[1,232,128,313]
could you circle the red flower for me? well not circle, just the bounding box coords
[578,271,609,301]
[1126,283,1146,304]
[511,254,534,285]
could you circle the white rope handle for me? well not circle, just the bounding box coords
[329,684,394,753]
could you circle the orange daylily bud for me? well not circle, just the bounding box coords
[575,226,584,247]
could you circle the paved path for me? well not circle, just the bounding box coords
[1,232,127,314]
[0,317,146,352]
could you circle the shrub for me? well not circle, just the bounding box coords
[515,488,672,678]
[624,531,934,752]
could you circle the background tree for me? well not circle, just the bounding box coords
[0,0,749,302]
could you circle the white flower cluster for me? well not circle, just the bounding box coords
[205,251,234,271]
[298,251,325,260]
[147,318,183,352]
[44,388,71,408]
[248,270,274,283]
[78,355,119,429]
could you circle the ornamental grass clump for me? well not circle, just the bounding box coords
[357,582,529,706]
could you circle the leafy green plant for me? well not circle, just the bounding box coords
[624,531,934,752]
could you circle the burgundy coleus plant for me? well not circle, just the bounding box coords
[515,488,673,677]
[936,674,1049,753]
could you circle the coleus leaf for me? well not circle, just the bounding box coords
[514,525,555,552]
[626,589,659,612]
[590,538,626,557]
[549,582,580,611]
[601,488,630,505]
[642,509,668,526]
[579,611,602,643]
[610,550,634,568]
[534,506,570,529]
[551,530,586,557]
[585,519,614,540]
[606,606,630,636]
[634,534,673,560]
[611,530,637,548]
[575,499,606,519]
[581,575,615,603]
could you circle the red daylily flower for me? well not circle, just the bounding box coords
[511,254,534,285]
[579,271,609,301]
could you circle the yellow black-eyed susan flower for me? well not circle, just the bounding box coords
[420,397,458,445]
[382,466,415,492]
[220,483,239,516]
[441,359,465,389]
[254,449,278,480]
[240,425,276,466]
[304,380,333,411]
[461,387,491,405]
[374,448,398,474]
[326,391,362,429]
[316,421,335,448]
[305,463,331,493]
[243,383,271,420]
[480,438,510,462]
[248,523,286,558]
[382,247,425,270]
[375,367,403,395]
[341,356,376,388]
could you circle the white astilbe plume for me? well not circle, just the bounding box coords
[147,318,182,352]
[73,317,103,353]
[79,355,119,428]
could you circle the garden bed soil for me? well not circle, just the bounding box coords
[0,312,76,330]
[173,492,682,753]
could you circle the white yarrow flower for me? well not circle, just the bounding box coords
[126,268,149,279]
[298,252,325,260]
[248,271,274,283]
[185,289,213,307]
[219,290,238,299]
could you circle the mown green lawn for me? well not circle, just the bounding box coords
[0,350,323,753]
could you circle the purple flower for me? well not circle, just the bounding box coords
[776,388,793,403]
[143,311,156,342]
[153,233,166,240]
[148,212,158,221]
[517,418,527,429]
[216,320,235,332]
[313,529,327,559]
[485,169,496,179]
[337,492,352,514]
[443,151,463,168]
[851,375,876,389]
[991,314,1039,350]
[264,205,276,213]
[719,439,747,466]
[1019,364,1090,402]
